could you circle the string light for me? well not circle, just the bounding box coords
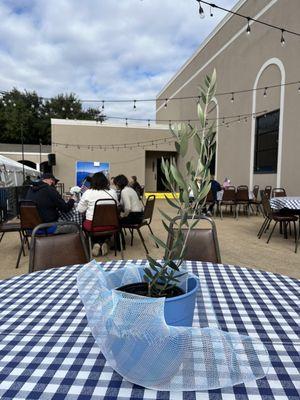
[1,80,299,105]
[197,1,205,19]
[210,5,213,17]
[263,87,267,97]
[298,82,300,93]
[246,17,251,35]
[148,119,150,127]
[281,29,286,47]
[164,98,168,108]
[231,92,234,103]
[133,100,137,110]
[125,118,128,126]
[196,1,300,40]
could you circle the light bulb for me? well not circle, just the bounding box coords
[281,29,286,47]
[198,1,205,19]
[246,18,251,35]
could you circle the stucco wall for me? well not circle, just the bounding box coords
[156,0,300,195]
[51,120,175,191]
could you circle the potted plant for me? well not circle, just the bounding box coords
[118,70,217,326]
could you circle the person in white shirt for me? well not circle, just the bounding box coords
[113,175,144,225]
[77,172,118,256]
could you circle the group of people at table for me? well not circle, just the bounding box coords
[25,172,144,256]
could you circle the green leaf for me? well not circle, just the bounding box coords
[158,208,173,222]
[197,103,205,127]
[175,141,180,154]
[170,164,188,191]
[164,195,180,209]
[193,134,202,155]
[179,134,188,157]
[150,234,168,250]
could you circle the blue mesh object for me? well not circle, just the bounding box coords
[77,261,270,391]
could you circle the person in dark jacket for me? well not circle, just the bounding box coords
[207,175,222,215]
[129,176,142,198]
[26,173,75,223]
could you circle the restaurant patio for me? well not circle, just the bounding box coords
[1,199,299,281]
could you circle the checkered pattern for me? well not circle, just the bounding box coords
[270,196,300,210]
[59,208,85,225]
[0,261,299,400]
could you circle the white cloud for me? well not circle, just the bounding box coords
[0,0,239,121]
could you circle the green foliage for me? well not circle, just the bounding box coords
[145,70,217,297]
[0,89,105,144]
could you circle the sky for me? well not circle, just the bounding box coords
[0,0,239,121]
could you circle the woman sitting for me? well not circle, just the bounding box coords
[77,172,118,256]
[113,174,144,225]
[129,175,142,198]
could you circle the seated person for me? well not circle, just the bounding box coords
[77,172,118,256]
[129,176,142,198]
[113,174,144,225]
[223,177,231,189]
[26,173,75,230]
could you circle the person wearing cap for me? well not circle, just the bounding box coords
[25,173,75,223]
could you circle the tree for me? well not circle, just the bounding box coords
[0,89,104,144]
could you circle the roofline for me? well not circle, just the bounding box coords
[156,0,248,98]
[51,119,169,130]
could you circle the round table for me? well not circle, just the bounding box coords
[270,196,300,211]
[0,260,299,399]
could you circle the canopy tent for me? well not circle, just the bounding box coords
[0,155,40,187]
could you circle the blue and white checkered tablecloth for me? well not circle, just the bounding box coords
[270,197,300,211]
[0,260,299,400]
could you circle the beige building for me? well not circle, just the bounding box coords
[51,120,176,191]
[157,0,300,194]
[51,0,300,194]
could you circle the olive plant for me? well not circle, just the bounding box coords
[144,70,217,297]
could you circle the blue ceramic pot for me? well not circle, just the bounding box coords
[164,275,199,327]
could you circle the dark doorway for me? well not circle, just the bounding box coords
[157,157,170,192]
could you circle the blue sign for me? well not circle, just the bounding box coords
[76,161,110,187]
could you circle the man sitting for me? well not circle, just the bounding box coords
[26,173,75,224]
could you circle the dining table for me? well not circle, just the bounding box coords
[0,260,299,400]
[270,196,300,211]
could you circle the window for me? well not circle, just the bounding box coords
[254,110,279,173]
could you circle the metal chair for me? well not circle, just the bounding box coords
[250,185,262,214]
[272,188,286,198]
[84,198,123,258]
[264,186,272,199]
[219,186,236,219]
[121,195,159,254]
[29,222,90,273]
[164,215,221,263]
[16,201,44,268]
[235,185,250,218]
[258,194,298,251]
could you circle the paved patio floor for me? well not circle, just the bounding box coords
[0,199,299,281]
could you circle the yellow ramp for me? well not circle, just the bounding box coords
[145,192,179,199]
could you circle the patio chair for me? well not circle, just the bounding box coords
[249,185,262,214]
[29,222,90,273]
[258,194,298,250]
[16,201,44,269]
[272,188,286,198]
[121,195,159,254]
[219,186,236,219]
[164,215,221,263]
[264,186,272,199]
[84,198,123,258]
[235,185,250,218]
